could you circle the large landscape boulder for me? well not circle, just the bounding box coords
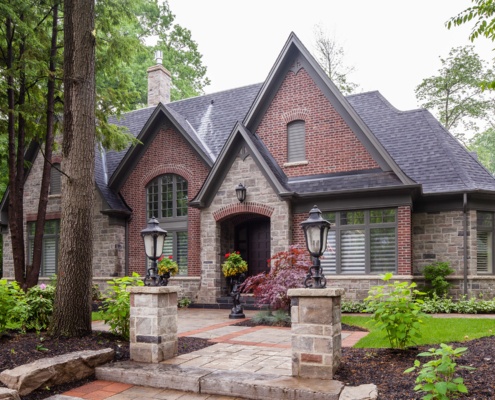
[0,388,21,400]
[0,348,114,396]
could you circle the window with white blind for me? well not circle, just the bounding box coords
[50,163,61,195]
[161,231,188,275]
[287,120,305,162]
[28,220,60,277]
[146,174,188,274]
[477,212,494,274]
[321,209,397,274]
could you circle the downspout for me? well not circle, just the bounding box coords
[125,216,130,276]
[463,193,468,296]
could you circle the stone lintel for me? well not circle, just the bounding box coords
[127,286,180,295]
[288,288,345,298]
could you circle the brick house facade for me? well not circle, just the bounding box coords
[2,33,495,302]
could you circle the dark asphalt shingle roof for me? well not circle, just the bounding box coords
[346,91,495,194]
[288,170,404,194]
[96,85,495,210]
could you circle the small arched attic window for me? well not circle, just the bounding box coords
[287,120,306,163]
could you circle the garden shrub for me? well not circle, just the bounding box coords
[241,246,311,311]
[102,272,143,340]
[341,300,370,313]
[421,262,454,298]
[0,279,24,334]
[22,283,56,332]
[365,272,428,349]
[405,343,474,399]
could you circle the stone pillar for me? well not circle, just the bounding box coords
[128,286,179,363]
[288,288,344,380]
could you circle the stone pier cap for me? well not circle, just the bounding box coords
[127,286,180,294]
[288,288,345,297]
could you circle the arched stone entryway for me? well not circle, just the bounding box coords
[218,212,271,295]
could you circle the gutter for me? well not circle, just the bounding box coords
[463,192,468,295]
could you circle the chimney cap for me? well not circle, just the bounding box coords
[155,50,163,65]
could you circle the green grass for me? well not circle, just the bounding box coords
[342,315,495,348]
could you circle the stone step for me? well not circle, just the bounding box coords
[95,361,377,400]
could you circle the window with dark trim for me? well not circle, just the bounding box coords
[146,174,188,274]
[28,220,60,277]
[287,120,305,162]
[477,211,494,274]
[50,163,61,195]
[321,209,397,274]
[147,174,188,220]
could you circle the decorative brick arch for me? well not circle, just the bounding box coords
[140,164,193,187]
[281,108,310,124]
[213,202,275,222]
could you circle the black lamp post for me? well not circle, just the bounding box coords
[235,183,247,203]
[141,217,168,286]
[300,205,331,289]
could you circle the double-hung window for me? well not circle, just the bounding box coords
[146,174,188,274]
[321,209,397,274]
[27,220,60,277]
[477,211,494,274]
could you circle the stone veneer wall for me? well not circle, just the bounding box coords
[197,154,291,304]
[1,150,126,285]
[413,210,495,299]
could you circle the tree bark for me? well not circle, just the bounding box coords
[6,15,27,288]
[50,0,96,337]
[28,3,59,289]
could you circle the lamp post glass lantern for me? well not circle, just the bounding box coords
[141,217,168,286]
[235,183,247,203]
[300,205,331,288]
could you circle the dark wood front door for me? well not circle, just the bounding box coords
[236,218,270,276]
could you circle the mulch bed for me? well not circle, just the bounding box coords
[1,325,494,399]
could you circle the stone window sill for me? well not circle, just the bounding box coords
[283,160,308,167]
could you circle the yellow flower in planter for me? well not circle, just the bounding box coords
[157,255,179,276]
[222,251,248,277]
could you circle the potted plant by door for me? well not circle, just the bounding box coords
[222,251,247,319]
[157,255,179,286]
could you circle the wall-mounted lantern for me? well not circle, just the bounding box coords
[235,183,247,203]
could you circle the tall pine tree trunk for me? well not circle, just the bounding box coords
[51,0,96,337]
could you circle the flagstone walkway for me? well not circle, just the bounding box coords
[52,309,368,400]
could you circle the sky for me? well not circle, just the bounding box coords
[166,0,494,112]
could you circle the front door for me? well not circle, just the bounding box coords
[236,218,270,276]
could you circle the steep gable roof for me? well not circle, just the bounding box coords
[242,32,415,187]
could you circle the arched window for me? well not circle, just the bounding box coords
[147,174,188,220]
[287,120,306,163]
[146,174,188,273]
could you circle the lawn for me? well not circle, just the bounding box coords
[342,315,495,348]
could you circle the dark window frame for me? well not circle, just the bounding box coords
[322,209,398,275]
[49,163,62,195]
[27,219,60,277]
[146,174,188,222]
[146,174,188,274]
[477,211,494,274]
[287,120,306,163]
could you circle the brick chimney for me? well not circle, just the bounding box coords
[147,50,171,106]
